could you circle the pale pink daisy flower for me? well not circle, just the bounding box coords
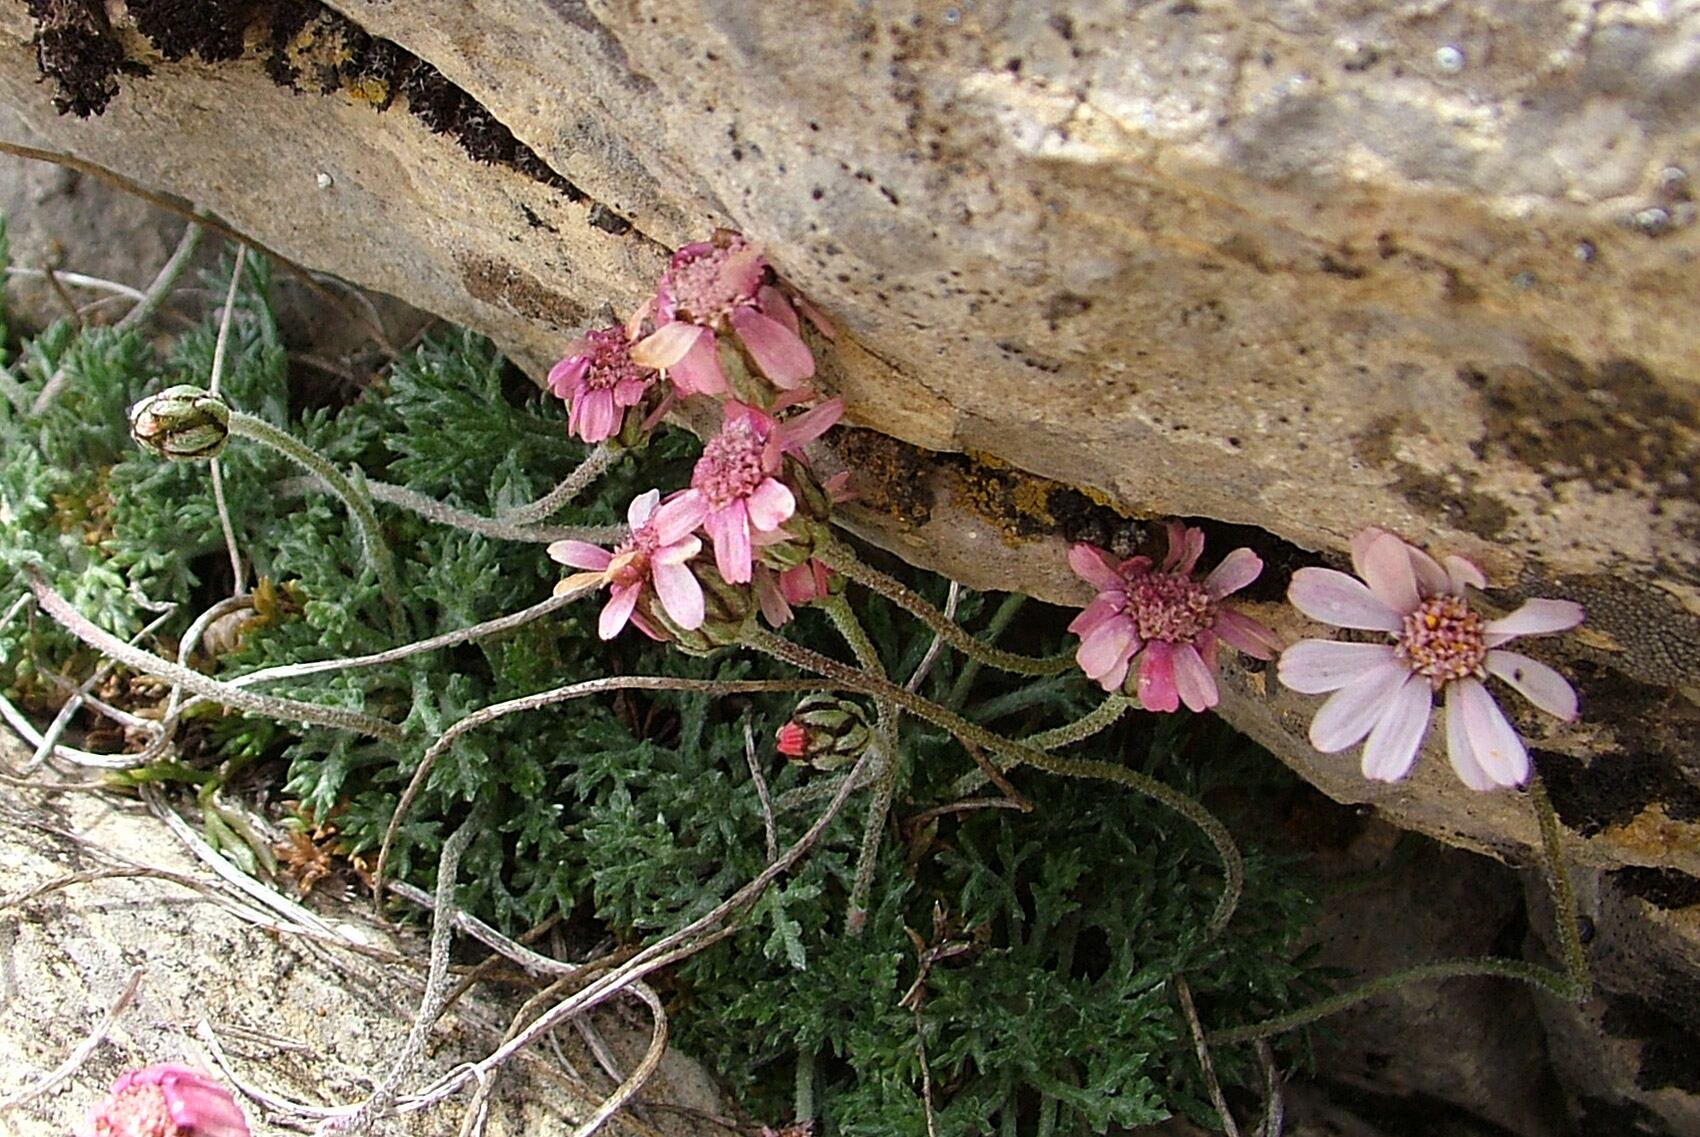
[1068,522,1281,712]
[630,231,815,395]
[547,324,659,444]
[1278,527,1584,791]
[671,399,843,585]
[77,1064,249,1137]
[549,489,705,640]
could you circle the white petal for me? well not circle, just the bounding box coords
[1407,545,1451,597]
[1307,659,1411,753]
[1359,532,1422,614]
[1360,673,1432,782]
[1485,650,1579,721]
[1288,568,1401,631]
[1483,598,1585,644]
[1278,640,1398,694]
[1444,555,1487,593]
[626,488,660,529]
[1451,677,1529,788]
[1444,686,1499,792]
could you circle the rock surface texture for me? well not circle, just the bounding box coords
[2,1,1699,1129]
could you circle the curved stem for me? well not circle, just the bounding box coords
[1207,956,1579,1045]
[745,629,1243,933]
[228,410,406,637]
[824,596,899,936]
[950,694,1135,798]
[24,568,402,742]
[818,541,1073,678]
[282,475,621,545]
[497,443,619,525]
[1528,775,1592,1000]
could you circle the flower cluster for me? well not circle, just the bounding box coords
[547,232,844,643]
[77,1064,249,1137]
[1063,520,1585,793]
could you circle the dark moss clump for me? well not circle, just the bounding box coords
[127,0,259,62]
[27,0,150,117]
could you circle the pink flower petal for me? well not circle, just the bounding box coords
[778,397,844,448]
[1450,676,1529,788]
[746,478,797,531]
[669,329,730,396]
[1068,593,1123,637]
[631,320,704,370]
[164,1080,251,1137]
[1137,640,1181,713]
[626,489,661,530]
[1213,606,1281,660]
[583,389,620,441]
[1076,617,1137,684]
[1278,639,1397,694]
[547,355,588,400]
[732,305,816,387]
[1171,642,1220,712]
[758,284,800,334]
[599,585,640,640]
[1485,649,1579,721]
[652,491,707,544]
[1349,526,1393,579]
[1444,685,1499,792]
[548,540,612,571]
[1359,531,1422,614]
[652,535,701,566]
[1069,543,1125,591]
[654,561,705,629]
[1162,522,1205,575]
[1359,672,1432,782]
[707,502,754,583]
[1307,658,1411,752]
[1288,567,1401,631]
[1203,547,1262,598]
[755,568,793,627]
[1482,598,1585,644]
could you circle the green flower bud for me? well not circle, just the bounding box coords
[777,693,873,770]
[129,384,231,460]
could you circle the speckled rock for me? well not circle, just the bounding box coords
[0,735,724,1137]
[2,0,1698,934]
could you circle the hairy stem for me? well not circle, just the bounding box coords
[946,593,1031,710]
[497,443,619,525]
[745,629,1243,933]
[227,410,406,637]
[24,567,402,742]
[818,541,1072,678]
[1207,957,1578,1045]
[951,694,1134,797]
[1528,774,1592,1000]
[824,596,899,936]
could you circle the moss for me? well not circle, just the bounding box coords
[127,0,260,62]
[1612,866,1700,910]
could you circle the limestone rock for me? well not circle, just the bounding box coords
[1,0,1698,975]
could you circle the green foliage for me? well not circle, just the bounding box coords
[0,247,1326,1135]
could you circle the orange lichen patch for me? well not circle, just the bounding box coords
[1603,805,1700,869]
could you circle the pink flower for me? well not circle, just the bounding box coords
[549,489,705,640]
[753,559,834,627]
[547,324,659,443]
[77,1064,249,1137]
[1068,522,1280,712]
[672,400,843,585]
[1278,528,1584,791]
[630,231,815,394]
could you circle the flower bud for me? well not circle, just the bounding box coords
[129,385,231,460]
[777,694,873,770]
